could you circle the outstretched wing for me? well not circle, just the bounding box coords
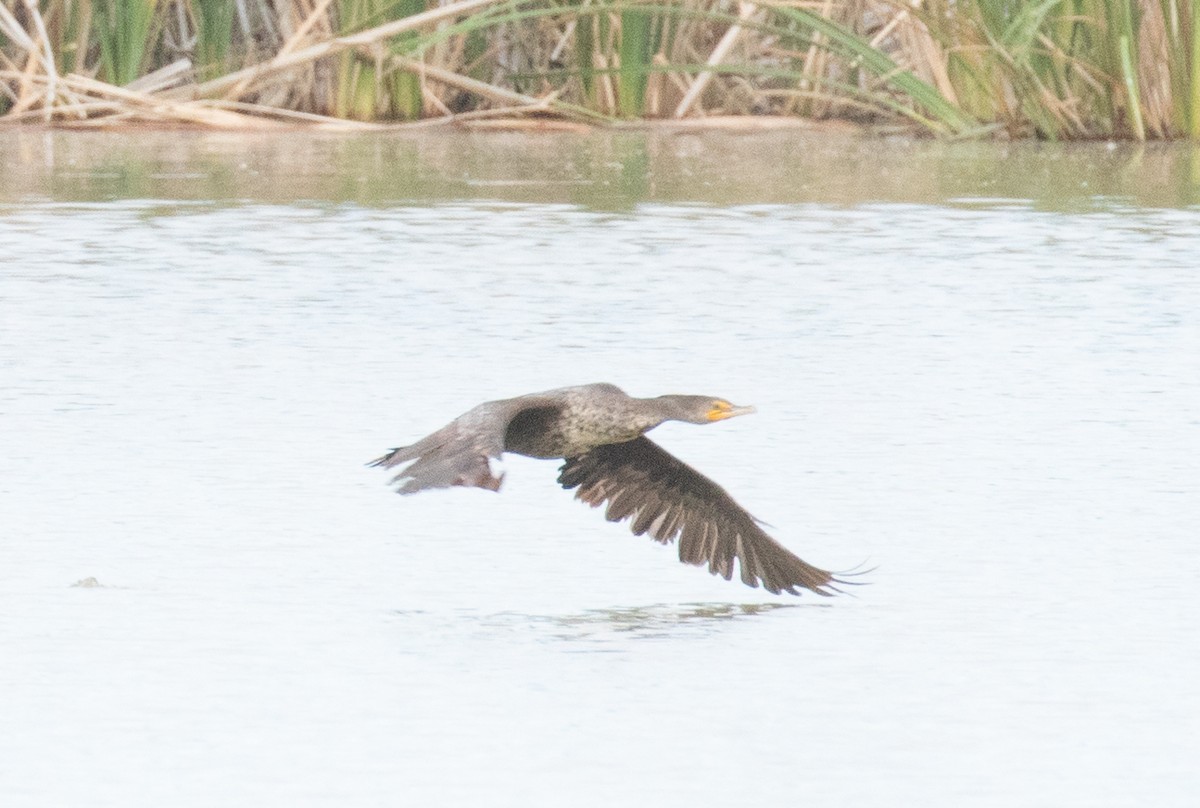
[558,436,843,595]
[370,396,560,494]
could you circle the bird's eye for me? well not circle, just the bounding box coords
[714,400,731,410]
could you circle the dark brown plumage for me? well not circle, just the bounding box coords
[370,383,849,596]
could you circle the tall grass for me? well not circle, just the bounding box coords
[192,0,237,82]
[335,0,427,120]
[616,8,654,117]
[94,0,158,87]
[914,0,1199,139]
[1192,0,1200,137]
[2,0,1199,138]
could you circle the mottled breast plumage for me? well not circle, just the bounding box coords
[503,386,660,458]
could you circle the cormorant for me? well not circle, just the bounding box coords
[370,383,848,596]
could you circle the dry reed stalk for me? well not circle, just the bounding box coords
[1030,33,1094,136]
[622,112,844,131]
[224,0,337,101]
[646,52,675,116]
[0,66,17,105]
[550,17,575,64]
[0,4,89,122]
[6,0,1174,137]
[127,59,194,94]
[20,0,55,121]
[57,73,283,128]
[1135,2,1172,138]
[795,0,834,118]
[0,5,40,116]
[280,0,338,56]
[454,116,593,131]
[391,101,556,128]
[422,88,453,118]
[674,1,759,118]
[895,12,956,105]
[10,49,42,116]
[594,51,617,114]
[55,112,139,128]
[389,52,581,116]
[0,93,126,124]
[868,5,904,48]
[199,98,386,129]
[161,0,512,102]
[761,87,892,117]
[0,3,35,51]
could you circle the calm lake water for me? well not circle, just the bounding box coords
[2,129,1198,807]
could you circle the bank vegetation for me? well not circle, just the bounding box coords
[2,0,1199,139]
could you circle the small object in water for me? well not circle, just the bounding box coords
[370,383,854,596]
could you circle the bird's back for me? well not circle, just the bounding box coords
[502,383,658,459]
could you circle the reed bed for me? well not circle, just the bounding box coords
[1,0,1198,138]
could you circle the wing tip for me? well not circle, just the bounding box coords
[751,558,873,598]
[803,561,874,597]
[367,447,406,468]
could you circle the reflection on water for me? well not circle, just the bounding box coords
[3,129,1200,209]
[1,133,1198,808]
[535,602,809,645]
[486,602,808,647]
[390,603,808,653]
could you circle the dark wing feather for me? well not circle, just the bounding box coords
[370,396,560,494]
[558,436,842,596]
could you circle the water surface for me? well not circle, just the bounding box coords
[1,130,1198,807]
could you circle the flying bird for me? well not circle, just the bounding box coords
[370,383,849,596]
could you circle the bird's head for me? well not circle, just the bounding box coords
[656,395,757,425]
